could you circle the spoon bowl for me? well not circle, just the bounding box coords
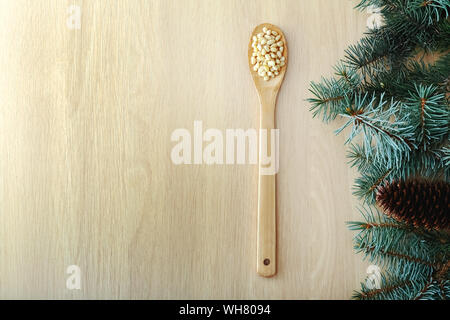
[248,23,288,94]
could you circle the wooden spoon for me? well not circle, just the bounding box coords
[248,23,287,277]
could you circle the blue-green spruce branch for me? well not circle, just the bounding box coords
[308,0,449,300]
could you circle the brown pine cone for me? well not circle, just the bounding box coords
[376,179,450,231]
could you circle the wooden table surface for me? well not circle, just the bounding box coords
[0,0,370,299]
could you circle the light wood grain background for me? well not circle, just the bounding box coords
[0,0,371,299]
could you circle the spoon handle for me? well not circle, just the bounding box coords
[257,97,277,277]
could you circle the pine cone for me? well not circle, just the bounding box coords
[376,179,450,231]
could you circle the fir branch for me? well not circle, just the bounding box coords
[349,207,445,280]
[308,78,347,122]
[347,143,373,172]
[414,276,434,300]
[353,271,432,300]
[355,271,449,300]
[355,279,413,300]
[443,147,450,166]
[353,165,392,203]
[344,31,402,79]
[334,63,362,91]
[338,93,415,170]
[309,0,450,300]
[405,54,450,95]
[349,208,450,245]
[360,52,450,100]
[414,279,450,299]
[349,142,449,205]
[365,246,434,268]
[403,84,449,150]
[407,0,450,25]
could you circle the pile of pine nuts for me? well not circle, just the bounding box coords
[250,27,286,81]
